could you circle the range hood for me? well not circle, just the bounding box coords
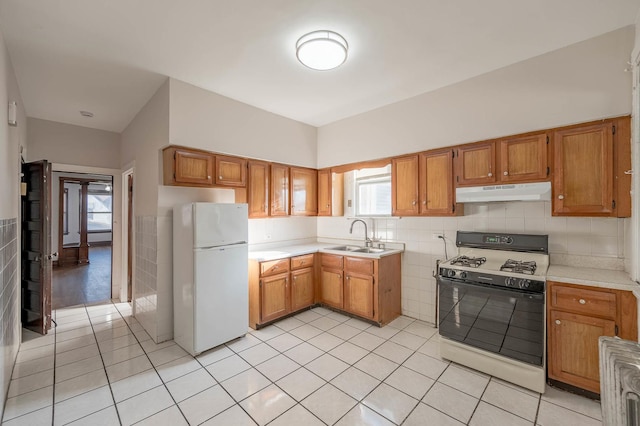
[456,182,551,203]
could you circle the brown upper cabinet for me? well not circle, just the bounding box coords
[270,163,290,216]
[391,155,419,216]
[163,146,246,188]
[499,133,549,182]
[419,149,461,216]
[455,142,496,186]
[215,155,247,187]
[164,146,215,186]
[317,169,344,217]
[290,167,318,216]
[456,134,549,186]
[392,150,460,216]
[552,117,630,217]
[247,160,270,218]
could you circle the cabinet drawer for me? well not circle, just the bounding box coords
[260,258,290,276]
[345,257,374,275]
[551,285,616,319]
[291,254,314,270]
[321,254,343,269]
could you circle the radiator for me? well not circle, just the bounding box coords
[599,336,640,426]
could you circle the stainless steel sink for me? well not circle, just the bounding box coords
[327,245,362,252]
[353,247,386,253]
[326,245,390,254]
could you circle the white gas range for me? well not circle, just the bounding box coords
[437,231,549,393]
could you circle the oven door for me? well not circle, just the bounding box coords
[438,276,545,366]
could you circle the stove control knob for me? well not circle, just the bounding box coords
[505,237,514,245]
[519,279,531,289]
[460,272,467,279]
[505,277,516,287]
[447,269,456,277]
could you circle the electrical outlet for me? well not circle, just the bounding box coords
[431,232,443,240]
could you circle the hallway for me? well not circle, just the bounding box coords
[52,247,112,309]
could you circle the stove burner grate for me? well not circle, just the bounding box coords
[450,256,487,268]
[500,259,537,275]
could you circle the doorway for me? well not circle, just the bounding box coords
[52,171,114,309]
[122,168,134,303]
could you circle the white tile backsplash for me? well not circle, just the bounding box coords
[318,200,627,325]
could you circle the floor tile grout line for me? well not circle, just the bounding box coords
[81,302,123,426]
[106,303,193,425]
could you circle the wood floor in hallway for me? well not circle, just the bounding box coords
[52,246,112,309]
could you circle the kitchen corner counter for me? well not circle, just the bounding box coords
[547,265,639,293]
[249,243,329,262]
[249,242,404,261]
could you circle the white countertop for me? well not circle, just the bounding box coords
[547,265,639,293]
[249,241,404,262]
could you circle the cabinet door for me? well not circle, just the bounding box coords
[291,167,318,216]
[270,164,289,216]
[174,149,214,185]
[248,161,269,218]
[548,309,616,394]
[553,123,614,216]
[344,273,375,320]
[419,149,456,216]
[500,134,548,183]
[456,143,496,186]
[291,267,314,312]
[215,155,247,187]
[260,272,290,323]
[320,268,343,309]
[317,169,332,216]
[392,155,419,216]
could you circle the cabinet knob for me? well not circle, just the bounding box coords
[338,274,341,279]
[579,299,586,305]
[219,175,223,179]
[422,200,426,205]
[412,200,417,205]
[488,172,493,177]
[346,276,350,280]
[555,319,561,325]
[503,171,508,176]
[558,195,564,200]
[326,203,330,208]
[207,176,211,179]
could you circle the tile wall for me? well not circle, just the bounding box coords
[318,201,626,325]
[248,217,318,248]
[0,218,20,419]
[134,216,158,342]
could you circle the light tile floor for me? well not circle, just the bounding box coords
[2,302,603,425]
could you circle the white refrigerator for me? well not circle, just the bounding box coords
[173,202,249,356]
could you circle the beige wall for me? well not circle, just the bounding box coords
[318,27,634,167]
[0,25,26,420]
[120,79,170,216]
[169,79,317,168]
[27,118,120,169]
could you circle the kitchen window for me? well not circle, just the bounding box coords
[355,165,391,217]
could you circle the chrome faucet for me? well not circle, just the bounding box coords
[350,219,372,247]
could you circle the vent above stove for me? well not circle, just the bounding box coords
[456,182,551,203]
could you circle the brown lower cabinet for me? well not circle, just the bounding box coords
[250,251,402,329]
[249,254,315,329]
[547,281,637,394]
[320,253,401,325]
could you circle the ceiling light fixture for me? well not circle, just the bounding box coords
[296,30,348,71]
[80,110,94,118]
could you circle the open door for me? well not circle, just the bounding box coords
[127,174,133,302]
[21,160,53,334]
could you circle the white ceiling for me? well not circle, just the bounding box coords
[0,0,638,133]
